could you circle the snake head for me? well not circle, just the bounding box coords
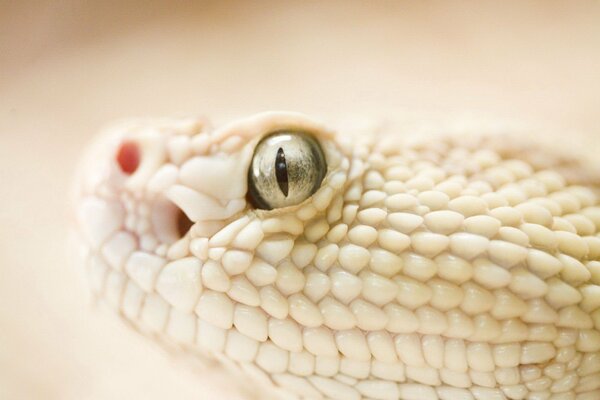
[73,112,600,399]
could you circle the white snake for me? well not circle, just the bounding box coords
[72,112,600,400]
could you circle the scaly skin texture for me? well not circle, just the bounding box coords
[72,112,600,400]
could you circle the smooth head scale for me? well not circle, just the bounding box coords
[72,112,600,400]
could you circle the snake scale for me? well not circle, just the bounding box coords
[72,112,600,399]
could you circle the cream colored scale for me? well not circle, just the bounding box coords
[72,112,600,400]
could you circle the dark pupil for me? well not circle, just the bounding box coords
[275,147,289,197]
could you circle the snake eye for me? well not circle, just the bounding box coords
[248,131,327,210]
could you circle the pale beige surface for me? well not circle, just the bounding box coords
[1,1,600,399]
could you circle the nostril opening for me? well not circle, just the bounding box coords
[151,196,194,244]
[116,141,140,174]
[176,209,194,238]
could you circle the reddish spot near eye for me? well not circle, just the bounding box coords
[116,141,140,174]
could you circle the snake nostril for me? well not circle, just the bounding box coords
[176,208,193,238]
[151,197,194,244]
[116,141,140,174]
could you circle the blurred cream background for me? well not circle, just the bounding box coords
[1,1,599,399]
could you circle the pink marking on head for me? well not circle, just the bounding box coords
[116,141,140,175]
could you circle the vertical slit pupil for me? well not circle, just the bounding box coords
[275,147,289,197]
